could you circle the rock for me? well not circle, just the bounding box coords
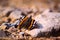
[35,9,60,30]
[0,24,6,30]
[7,27,17,32]
[25,29,40,37]
[0,7,15,23]
[12,19,20,26]
[0,7,14,18]
[25,9,60,37]
[19,32,24,36]
[0,30,6,37]
[1,23,13,29]
[1,17,9,22]
[19,32,25,39]
[9,9,25,22]
[9,9,23,19]
[0,19,4,25]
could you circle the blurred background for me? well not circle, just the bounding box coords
[0,0,59,12]
[0,0,59,8]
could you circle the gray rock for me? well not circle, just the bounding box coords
[0,30,6,37]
